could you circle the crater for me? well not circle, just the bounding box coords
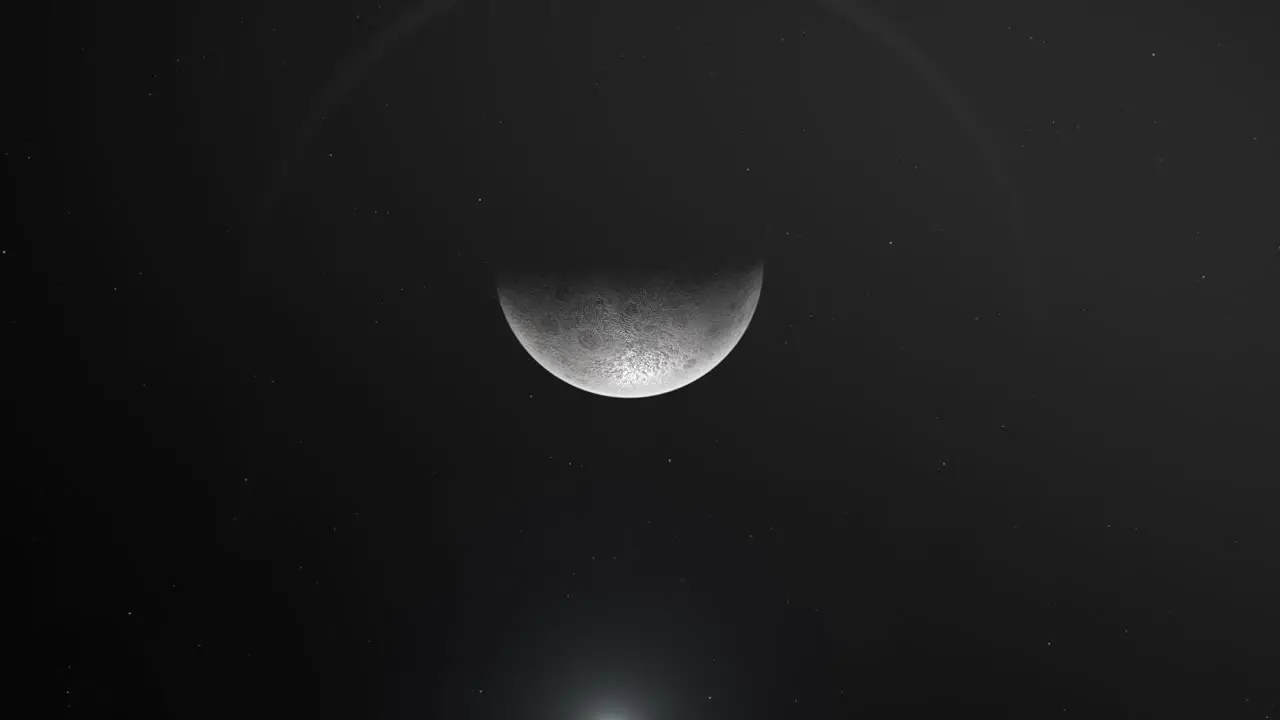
[553,283,576,303]
[578,329,601,350]
[538,313,560,334]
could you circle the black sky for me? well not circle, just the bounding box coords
[16,0,1280,717]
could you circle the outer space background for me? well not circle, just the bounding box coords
[14,0,1280,717]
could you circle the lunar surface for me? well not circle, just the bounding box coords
[498,262,764,398]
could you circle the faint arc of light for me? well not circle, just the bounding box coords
[255,0,461,242]
[816,0,1041,318]
[255,0,1042,331]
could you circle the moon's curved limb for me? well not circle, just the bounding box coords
[499,263,764,398]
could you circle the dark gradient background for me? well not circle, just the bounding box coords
[15,0,1280,717]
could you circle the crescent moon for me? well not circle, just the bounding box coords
[498,263,764,398]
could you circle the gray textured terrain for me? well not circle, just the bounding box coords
[497,263,764,398]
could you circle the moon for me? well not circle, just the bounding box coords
[498,262,764,398]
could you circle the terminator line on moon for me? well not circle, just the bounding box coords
[498,262,764,398]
